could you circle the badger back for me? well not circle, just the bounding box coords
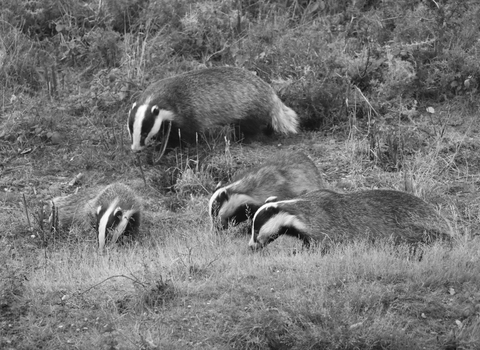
[209,151,323,230]
[297,189,454,245]
[250,189,454,250]
[128,67,299,152]
[338,190,454,243]
[256,151,324,195]
[49,193,91,231]
[86,183,143,251]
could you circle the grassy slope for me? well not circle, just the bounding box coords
[1,99,480,349]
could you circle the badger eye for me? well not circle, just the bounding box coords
[265,196,278,204]
[113,207,123,218]
[129,102,137,114]
[151,105,159,116]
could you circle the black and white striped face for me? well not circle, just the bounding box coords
[208,182,259,230]
[96,198,140,250]
[209,185,229,229]
[249,200,307,250]
[127,97,174,152]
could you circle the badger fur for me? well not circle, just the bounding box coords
[49,182,143,250]
[249,189,454,250]
[209,151,324,231]
[127,66,299,152]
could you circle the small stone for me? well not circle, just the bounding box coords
[50,131,63,145]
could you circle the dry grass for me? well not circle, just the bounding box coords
[4,231,480,349]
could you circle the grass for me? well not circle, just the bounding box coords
[3,230,480,349]
[2,99,480,349]
[2,2,480,348]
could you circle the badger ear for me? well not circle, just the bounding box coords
[129,102,137,113]
[265,196,278,203]
[96,205,102,216]
[151,105,160,116]
[113,207,123,218]
[214,181,224,191]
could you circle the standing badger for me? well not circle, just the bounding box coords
[249,189,454,250]
[209,151,324,231]
[49,183,143,250]
[127,66,299,153]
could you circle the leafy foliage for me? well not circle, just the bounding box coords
[2,0,479,131]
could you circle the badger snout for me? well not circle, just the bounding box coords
[131,138,146,152]
[131,144,144,152]
[249,241,262,250]
[248,234,263,250]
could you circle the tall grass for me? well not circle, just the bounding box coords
[10,227,480,349]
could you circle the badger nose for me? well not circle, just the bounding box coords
[248,239,262,250]
[131,144,144,152]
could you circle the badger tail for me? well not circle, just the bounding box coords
[270,94,299,135]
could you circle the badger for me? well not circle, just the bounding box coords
[127,66,299,153]
[249,189,454,250]
[49,182,143,250]
[209,151,324,231]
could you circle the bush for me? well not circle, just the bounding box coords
[1,0,480,127]
[0,27,43,94]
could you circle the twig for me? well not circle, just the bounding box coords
[136,154,147,187]
[178,127,183,168]
[79,274,147,295]
[32,207,46,243]
[153,120,172,165]
[120,123,125,155]
[22,193,32,229]
[360,47,371,81]
[196,132,199,173]
[68,173,83,187]
[353,85,381,118]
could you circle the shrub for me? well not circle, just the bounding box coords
[0,27,42,94]
[169,0,248,61]
[2,0,480,125]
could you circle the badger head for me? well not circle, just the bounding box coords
[249,199,308,250]
[96,197,141,251]
[208,182,261,231]
[127,97,175,152]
